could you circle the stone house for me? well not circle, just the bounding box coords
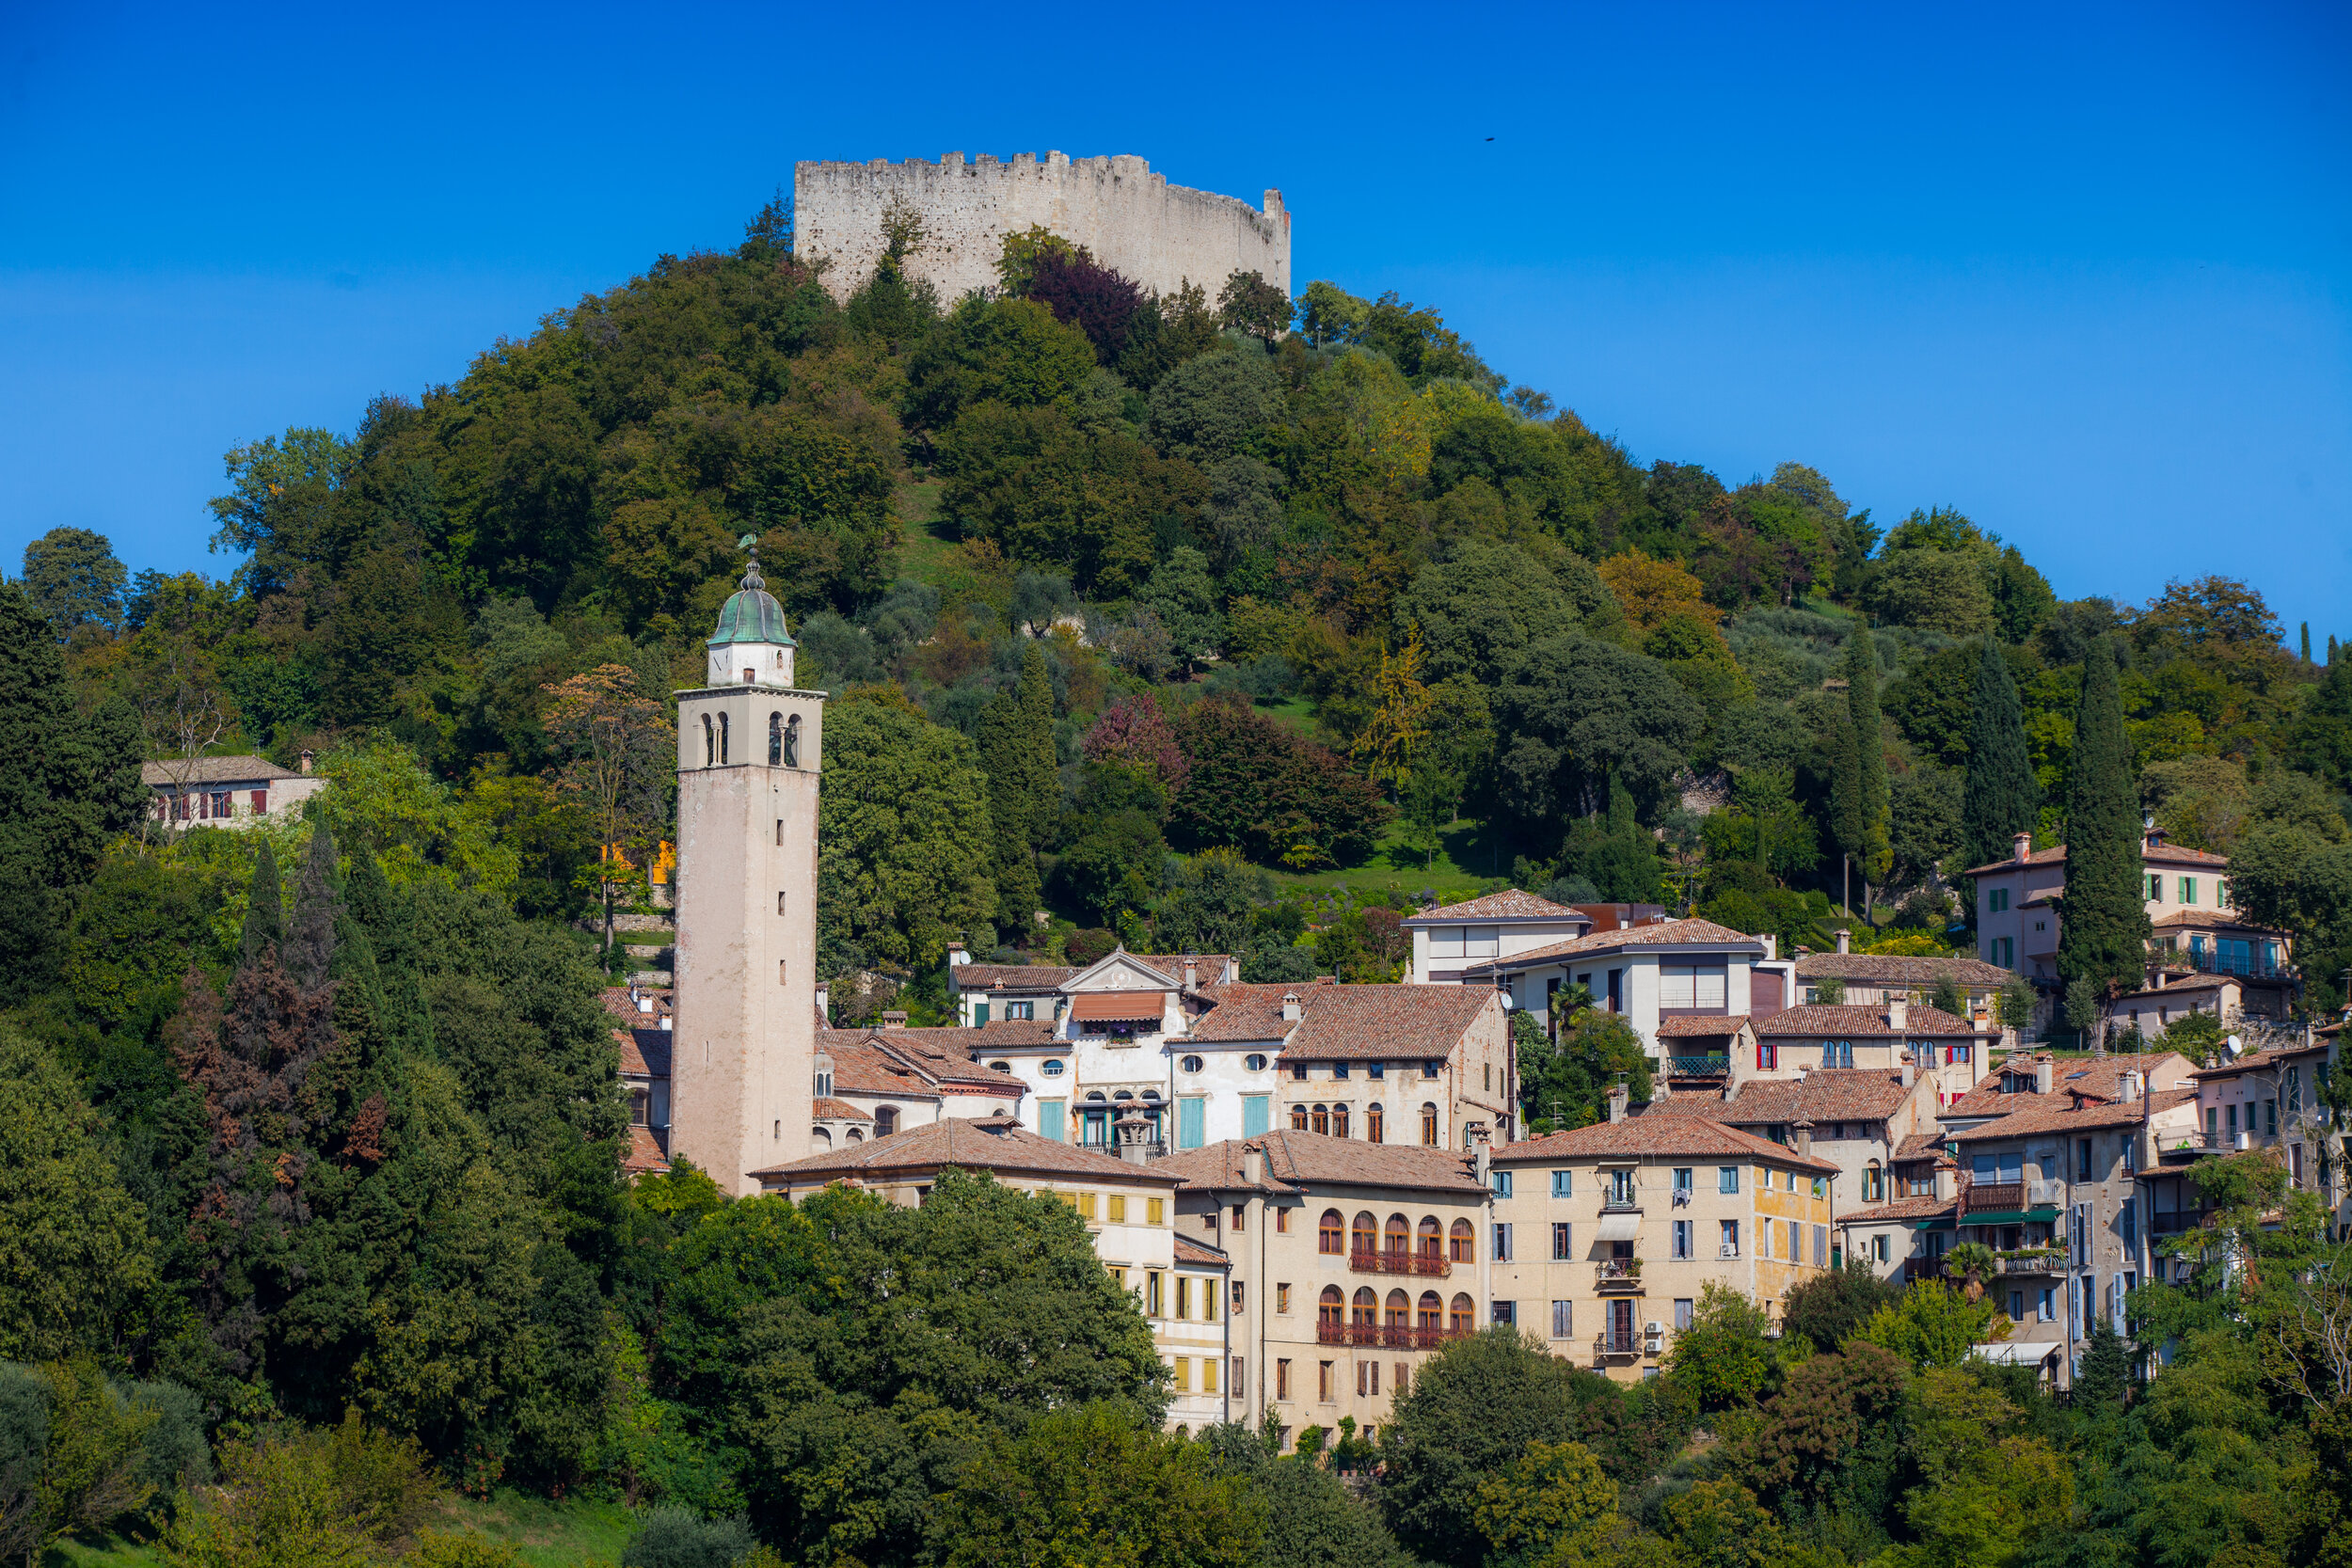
[1752,1001,1997,1106]
[2186,1034,2334,1189]
[143,752,326,828]
[1793,933,2014,1023]
[1155,1131,1494,1449]
[811,1022,1040,1147]
[1486,1086,1837,1383]
[1643,1063,1946,1220]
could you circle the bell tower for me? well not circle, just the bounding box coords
[670,536,824,1196]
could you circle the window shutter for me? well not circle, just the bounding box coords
[1241,1095,1270,1137]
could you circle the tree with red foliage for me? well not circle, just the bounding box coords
[1028,248,1145,365]
[1082,692,1190,798]
[1171,694,1391,868]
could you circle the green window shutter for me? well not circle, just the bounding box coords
[1040,1101,1065,1141]
[974,1001,990,1024]
[1180,1098,1206,1149]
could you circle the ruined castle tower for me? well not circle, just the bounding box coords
[794,151,1289,306]
[669,542,825,1196]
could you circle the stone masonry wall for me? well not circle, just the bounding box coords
[793,151,1289,306]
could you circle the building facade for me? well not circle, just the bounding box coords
[143,752,326,828]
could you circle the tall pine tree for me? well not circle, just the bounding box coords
[2056,637,2151,1014]
[1829,626,1890,915]
[1961,638,2037,871]
[977,645,1058,942]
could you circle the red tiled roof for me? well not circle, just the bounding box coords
[622,1125,670,1174]
[1656,1014,1750,1037]
[618,1028,673,1078]
[1893,1132,1948,1160]
[599,985,672,1024]
[1156,1132,1489,1196]
[951,964,1075,991]
[1281,984,1499,1061]
[1405,889,1588,923]
[2190,1039,2328,1080]
[1188,980,1332,1042]
[1945,1052,2193,1116]
[1657,1069,1923,1124]
[814,1097,872,1120]
[1791,953,2014,988]
[1946,1086,2198,1142]
[1963,841,2231,877]
[1460,917,1763,974]
[1836,1196,1956,1224]
[1495,1116,1838,1172]
[1174,1235,1232,1268]
[749,1117,1180,1185]
[1756,1004,1987,1037]
[2149,911,2288,934]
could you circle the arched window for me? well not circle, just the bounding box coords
[1318,1209,1343,1255]
[1449,1218,1474,1263]
[1449,1292,1474,1334]
[769,711,783,766]
[1385,1289,1410,1326]
[1418,1291,1443,1330]
[812,1127,833,1148]
[716,711,730,764]
[1352,1287,1377,1325]
[814,1053,834,1099]
[846,1127,864,1143]
[1351,1212,1377,1257]
[784,713,802,767]
[874,1105,899,1136]
[701,714,715,767]
[1865,1162,1884,1202]
[1290,1104,1309,1131]
[1384,1214,1409,1256]
[1368,1103,1385,1144]
[1331,1104,1350,1139]
[1421,1103,1439,1147]
[1311,1104,1329,1136]
[1418,1216,1443,1259]
[1317,1286,1343,1326]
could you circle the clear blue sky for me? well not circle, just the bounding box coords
[3,1,2345,642]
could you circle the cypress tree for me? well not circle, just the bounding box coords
[2056,638,2150,1006]
[242,840,284,965]
[1583,773,1662,904]
[342,836,435,1060]
[283,823,341,990]
[2301,621,2313,664]
[1829,627,1890,913]
[1961,639,2037,871]
[977,645,1057,942]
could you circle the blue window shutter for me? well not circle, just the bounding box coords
[1180,1098,1206,1149]
[1241,1095,1269,1138]
[1041,1101,1065,1142]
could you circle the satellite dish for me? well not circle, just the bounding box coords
[2225,1034,2243,1057]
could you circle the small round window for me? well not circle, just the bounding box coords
[1041,1059,1067,1077]
[988,1060,1011,1073]
[1181,1054,1205,1073]
[1245,1053,1268,1071]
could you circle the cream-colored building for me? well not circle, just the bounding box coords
[1486,1087,1837,1383]
[1156,1132,1495,1449]
[144,752,326,828]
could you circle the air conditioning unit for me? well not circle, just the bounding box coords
[1645,1321,1664,1335]
[1720,1243,1740,1259]
[1644,1337,1663,1356]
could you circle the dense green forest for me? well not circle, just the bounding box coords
[4,195,2352,1565]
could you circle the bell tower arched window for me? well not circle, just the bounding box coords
[769,712,783,767]
[716,711,729,764]
[701,714,715,767]
[784,714,802,768]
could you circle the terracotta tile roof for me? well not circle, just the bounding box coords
[1460,917,1763,974]
[749,1117,1181,1185]
[622,1125,670,1174]
[2149,911,2288,934]
[1405,889,1587,923]
[1127,953,1238,986]
[1173,1235,1232,1268]
[813,1097,872,1120]
[1894,1132,1948,1160]
[619,1029,672,1078]
[1756,1004,1986,1038]
[952,963,1074,991]
[1188,980,1333,1042]
[1792,953,2014,988]
[2106,978,2236,1003]
[1963,841,2231,877]
[1836,1196,1956,1223]
[1692,1069,1920,1124]
[1656,1014,1749,1037]
[141,754,308,785]
[1946,1086,2198,1141]
[1156,1132,1489,1196]
[1495,1116,1838,1173]
[2190,1039,2328,1080]
[1946,1053,2193,1117]
[598,986,672,1025]
[1281,984,1499,1061]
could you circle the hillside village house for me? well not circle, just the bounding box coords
[1751,1001,1997,1106]
[1794,934,2014,1024]
[1454,915,1798,1060]
[2187,1034,2333,1180]
[1157,1132,1494,1447]
[1643,1064,1945,1227]
[144,752,326,827]
[1967,827,2296,1030]
[1487,1085,1836,1383]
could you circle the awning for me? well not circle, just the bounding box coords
[1597,1212,1641,1242]
[1070,991,1165,1022]
[1973,1340,2061,1366]
[1961,1209,2058,1227]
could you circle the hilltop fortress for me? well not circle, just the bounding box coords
[792,151,1290,305]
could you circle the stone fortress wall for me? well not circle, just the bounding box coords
[793,151,1289,306]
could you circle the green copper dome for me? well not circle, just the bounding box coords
[707,541,795,648]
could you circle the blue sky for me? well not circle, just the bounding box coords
[3,1,2345,641]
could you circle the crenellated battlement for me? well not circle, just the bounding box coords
[793,150,1289,307]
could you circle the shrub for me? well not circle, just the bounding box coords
[620,1507,760,1568]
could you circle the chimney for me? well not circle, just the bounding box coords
[1184,959,1199,992]
[299,749,315,775]
[1606,1082,1630,1124]
[1242,1143,1264,1187]
[1761,935,1778,961]
[1280,992,1301,1022]
[881,1010,908,1030]
[1900,1053,1915,1088]
[946,942,969,968]
[2120,1069,2142,1104]
[1794,1117,1814,1158]
[2035,1056,2054,1095]
[815,983,830,1026]
[1934,1162,1957,1201]
[2012,831,2031,864]
[1796,1064,1810,1085]
[1835,928,1851,955]
[1886,998,1908,1030]
[2143,811,2160,851]
[1473,1135,1492,1186]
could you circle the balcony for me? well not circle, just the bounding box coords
[1316,1322,1471,1349]
[1996,1251,2066,1275]
[1596,1259,1645,1293]
[1595,1330,1642,1359]
[1347,1248,1453,1278]
[2178,946,2293,981]
[1667,1055,1732,1079]
[1904,1257,1946,1285]
[1961,1181,2024,1215]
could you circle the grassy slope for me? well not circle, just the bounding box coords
[48,1493,636,1568]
